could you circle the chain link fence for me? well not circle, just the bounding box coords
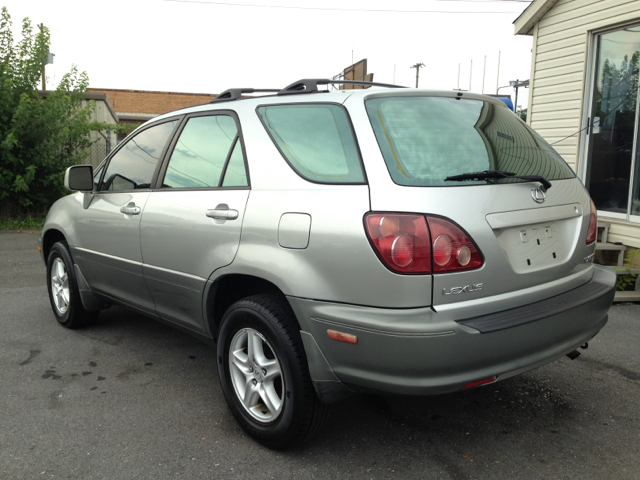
[84,131,118,168]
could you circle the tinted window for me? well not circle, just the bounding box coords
[163,116,238,188]
[257,104,364,183]
[101,121,178,191]
[365,96,575,187]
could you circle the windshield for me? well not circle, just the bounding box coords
[365,96,575,187]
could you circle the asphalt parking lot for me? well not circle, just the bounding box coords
[1,231,639,480]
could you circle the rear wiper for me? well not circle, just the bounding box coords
[445,170,552,192]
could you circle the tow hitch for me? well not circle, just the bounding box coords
[566,350,581,360]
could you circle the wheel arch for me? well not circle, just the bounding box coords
[42,228,67,263]
[206,274,297,339]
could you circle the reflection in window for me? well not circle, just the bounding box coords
[163,116,237,188]
[257,104,364,183]
[101,121,178,191]
[222,140,248,187]
[366,96,574,187]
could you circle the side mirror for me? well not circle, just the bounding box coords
[64,165,94,192]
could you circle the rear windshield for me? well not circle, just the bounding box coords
[365,96,575,187]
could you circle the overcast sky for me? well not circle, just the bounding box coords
[4,0,534,108]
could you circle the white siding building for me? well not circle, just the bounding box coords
[516,0,640,248]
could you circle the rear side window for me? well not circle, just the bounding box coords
[101,121,178,191]
[257,104,365,184]
[365,96,575,187]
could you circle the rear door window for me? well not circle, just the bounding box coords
[161,115,248,189]
[257,104,365,184]
[365,96,575,187]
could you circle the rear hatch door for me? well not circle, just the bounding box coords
[349,91,595,307]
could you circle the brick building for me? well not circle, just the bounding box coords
[87,88,218,140]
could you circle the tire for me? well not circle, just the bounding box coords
[217,294,329,449]
[46,241,97,329]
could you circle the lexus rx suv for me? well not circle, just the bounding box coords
[40,79,616,449]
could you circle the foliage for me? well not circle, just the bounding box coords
[615,248,640,291]
[0,213,45,232]
[594,51,640,124]
[113,122,141,136]
[518,108,527,122]
[0,7,110,215]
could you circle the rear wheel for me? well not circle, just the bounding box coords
[46,241,97,328]
[217,294,328,449]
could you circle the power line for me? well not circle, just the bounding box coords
[551,82,640,146]
[163,0,529,13]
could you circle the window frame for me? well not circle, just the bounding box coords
[154,110,251,191]
[255,101,368,186]
[95,116,184,194]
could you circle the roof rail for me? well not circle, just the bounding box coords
[278,78,405,95]
[210,88,280,103]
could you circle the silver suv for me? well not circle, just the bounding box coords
[40,79,616,449]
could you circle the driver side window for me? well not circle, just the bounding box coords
[100,120,178,191]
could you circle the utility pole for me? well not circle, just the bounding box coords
[39,23,45,90]
[482,55,486,94]
[410,62,425,88]
[509,79,530,117]
[495,51,501,94]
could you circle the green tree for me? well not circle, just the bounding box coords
[0,7,103,215]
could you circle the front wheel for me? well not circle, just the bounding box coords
[217,294,328,449]
[46,241,97,329]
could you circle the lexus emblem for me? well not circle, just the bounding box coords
[531,188,546,203]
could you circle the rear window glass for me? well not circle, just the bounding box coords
[257,104,365,184]
[365,96,575,187]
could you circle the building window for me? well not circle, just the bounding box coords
[585,25,640,221]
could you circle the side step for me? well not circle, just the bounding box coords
[606,266,640,302]
[597,221,639,302]
[614,291,640,302]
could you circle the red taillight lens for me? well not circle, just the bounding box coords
[586,199,597,244]
[364,214,432,274]
[427,217,483,272]
[364,213,484,274]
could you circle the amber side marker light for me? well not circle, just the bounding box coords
[462,376,497,390]
[327,329,358,344]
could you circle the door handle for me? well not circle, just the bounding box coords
[120,203,141,215]
[206,208,239,220]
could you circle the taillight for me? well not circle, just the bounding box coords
[364,214,432,274]
[364,213,484,274]
[427,217,483,273]
[586,199,597,244]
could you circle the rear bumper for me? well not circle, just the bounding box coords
[289,265,615,401]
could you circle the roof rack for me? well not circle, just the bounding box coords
[278,78,405,95]
[210,88,280,103]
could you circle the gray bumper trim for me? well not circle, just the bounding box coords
[457,281,615,333]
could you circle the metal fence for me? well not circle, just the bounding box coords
[84,132,118,168]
